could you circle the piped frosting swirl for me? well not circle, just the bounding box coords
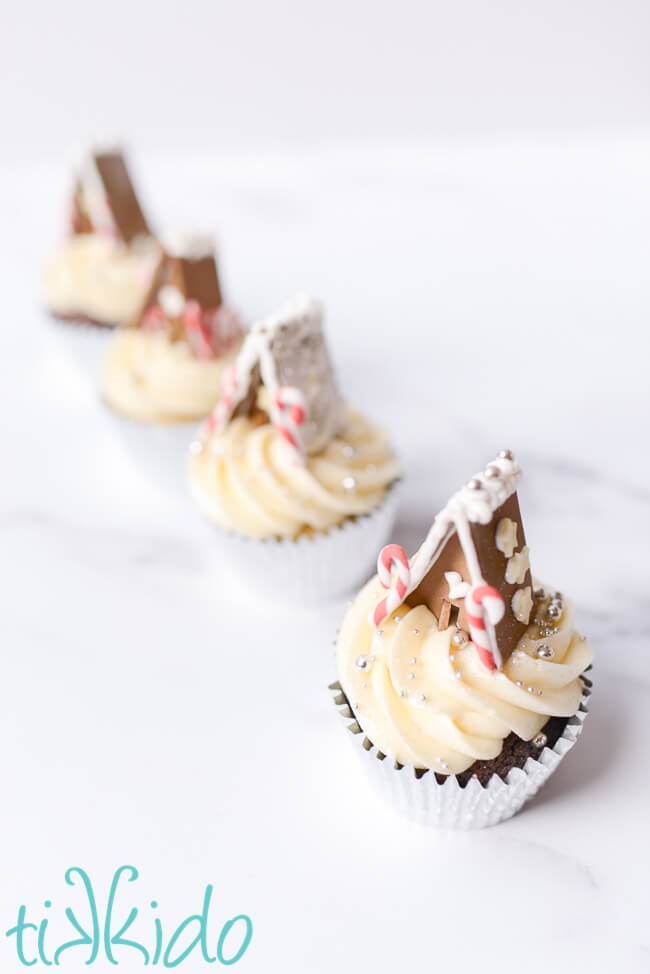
[188,406,399,539]
[336,578,593,775]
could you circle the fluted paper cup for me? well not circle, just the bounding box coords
[106,412,196,497]
[330,673,592,829]
[192,482,401,605]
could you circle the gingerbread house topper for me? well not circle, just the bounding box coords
[131,233,241,361]
[372,451,533,672]
[70,147,150,244]
[210,293,345,458]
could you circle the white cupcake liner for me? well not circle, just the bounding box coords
[107,411,197,496]
[330,672,592,829]
[193,482,401,604]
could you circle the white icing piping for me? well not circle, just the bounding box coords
[404,455,522,598]
[162,231,215,260]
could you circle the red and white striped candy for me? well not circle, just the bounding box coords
[141,303,167,333]
[183,300,216,360]
[464,583,505,672]
[208,362,240,434]
[271,385,306,454]
[370,544,411,629]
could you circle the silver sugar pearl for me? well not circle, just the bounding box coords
[393,615,402,622]
[516,680,523,687]
[484,464,501,479]
[547,603,562,619]
[533,732,548,748]
[449,654,456,662]
[455,671,463,680]
[498,449,514,460]
[419,694,426,703]
[466,478,482,490]
[527,685,535,693]
[399,689,405,697]
[409,657,418,665]
[536,644,555,660]
[369,655,376,663]
[411,628,420,636]
[361,681,368,688]
[452,630,467,646]
[342,476,357,491]
[355,655,369,670]
[376,629,384,637]
[408,673,415,680]
[537,689,544,696]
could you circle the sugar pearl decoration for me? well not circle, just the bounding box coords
[533,732,548,748]
[189,439,204,455]
[455,671,463,680]
[411,628,420,636]
[452,630,467,646]
[547,603,562,619]
[342,476,357,491]
[498,449,514,460]
[409,657,417,665]
[516,680,523,687]
[537,644,555,659]
[484,464,501,479]
[408,673,415,680]
[355,655,370,670]
[467,478,482,490]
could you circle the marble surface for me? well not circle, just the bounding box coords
[0,139,648,971]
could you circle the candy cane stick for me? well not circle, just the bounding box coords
[141,303,166,333]
[271,386,306,455]
[183,300,215,360]
[370,544,411,629]
[208,362,240,434]
[464,583,505,672]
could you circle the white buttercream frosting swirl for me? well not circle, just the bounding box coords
[102,328,242,423]
[336,578,593,775]
[43,234,159,326]
[188,406,399,539]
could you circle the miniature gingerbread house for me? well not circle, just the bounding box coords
[69,148,151,244]
[130,234,241,360]
[210,293,345,458]
[372,451,533,672]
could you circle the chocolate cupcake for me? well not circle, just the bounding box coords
[333,451,593,828]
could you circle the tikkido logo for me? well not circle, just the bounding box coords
[5,866,253,968]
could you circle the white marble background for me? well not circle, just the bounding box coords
[0,140,648,971]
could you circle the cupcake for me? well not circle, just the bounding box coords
[188,293,400,602]
[43,147,160,327]
[333,451,593,828]
[102,233,243,424]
